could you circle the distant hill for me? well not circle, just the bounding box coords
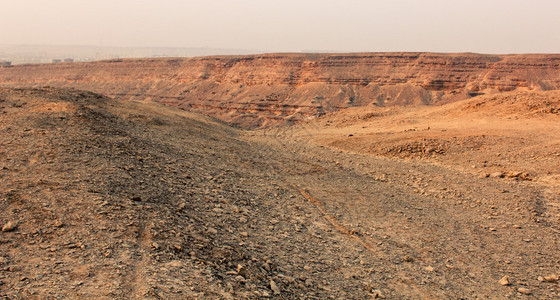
[0,44,261,64]
[1,52,560,127]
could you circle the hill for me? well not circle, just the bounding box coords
[1,53,560,127]
[1,87,378,298]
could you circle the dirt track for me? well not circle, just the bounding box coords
[1,88,559,298]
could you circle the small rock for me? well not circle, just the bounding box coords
[237,264,246,277]
[270,279,280,295]
[151,242,160,249]
[424,266,434,272]
[544,274,559,282]
[2,221,17,232]
[517,287,531,295]
[234,275,246,283]
[207,227,218,235]
[370,289,385,299]
[262,262,271,272]
[7,266,18,272]
[490,172,505,178]
[499,275,510,286]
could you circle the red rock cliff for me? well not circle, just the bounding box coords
[1,52,560,127]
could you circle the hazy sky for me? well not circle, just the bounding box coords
[1,0,559,54]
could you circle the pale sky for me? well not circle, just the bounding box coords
[1,0,559,54]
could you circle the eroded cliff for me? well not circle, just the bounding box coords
[1,52,560,127]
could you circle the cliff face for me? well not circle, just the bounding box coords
[1,52,560,127]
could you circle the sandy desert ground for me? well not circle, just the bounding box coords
[1,86,559,299]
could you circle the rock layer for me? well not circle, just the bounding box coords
[1,52,560,127]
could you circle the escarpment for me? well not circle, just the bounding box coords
[1,52,560,127]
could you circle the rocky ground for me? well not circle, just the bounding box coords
[302,91,560,187]
[1,87,559,299]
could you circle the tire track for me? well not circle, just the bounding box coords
[291,184,386,257]
[122,220,153,299]
[258,126,388,258]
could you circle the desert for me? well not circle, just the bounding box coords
[0,52,559,298]
[1,53,560,127]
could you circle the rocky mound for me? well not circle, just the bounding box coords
[1,53,560,127]
[0,88,376,298]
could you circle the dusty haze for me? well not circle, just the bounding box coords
[1,0,560,53]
